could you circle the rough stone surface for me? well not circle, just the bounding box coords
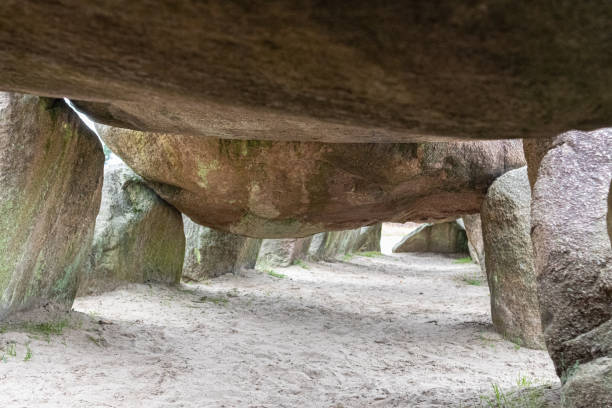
[308,230,360,261]
[1,2,611,143]
[99,125,525,238]
[607,182,612,246]
[392,221,468,254]
[529,129,611,383]
[481,167,543,349]
[352,224,382,253]
[562,357,612,408]
[0,93,104,319]
[462,214,485,270]
[183,216,262,281]
[256,238,313,268]
[79,156,184,295]
[523,138,555,188]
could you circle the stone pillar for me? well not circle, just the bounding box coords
[481,167,543,349]
[462,214,485,271]
[183,216,262,280]
[79,156,185,295]
[526,130,612,407]
[0,93,104,319]
[256,237,312,268]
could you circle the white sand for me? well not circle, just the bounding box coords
[0,253,558,407]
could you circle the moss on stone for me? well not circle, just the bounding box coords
[197,160,220,188]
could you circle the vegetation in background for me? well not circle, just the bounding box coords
[453,256,473,264]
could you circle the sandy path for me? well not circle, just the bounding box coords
[0,253,558,407]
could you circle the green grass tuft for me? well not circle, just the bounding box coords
[342,253,354,261]
[453,256,473,264]
[292,259,310,269]
[25,320,68,340]
[23,343,32,361]
[356,251,382,258]
[479,375,547,407]
[267,270,286,279]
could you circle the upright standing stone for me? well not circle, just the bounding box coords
[183,216,262,280]
[306,224,382,261]
[352,224,382,253]
[528,129,611,407]
[256,237,313,268]
[0,93,104,319]
[481,167,543,349]
[79,156,185,295]
[462,214,486,270]
[392,221,468,254]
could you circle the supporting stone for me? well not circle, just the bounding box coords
[0,93,104,319]
[352,224,382,253]
[183,216,262,281]
[462,214,485,270]
[306,224,382,261]
[481,167,543,349]
[392,221,468,254]
[256,238,313,268]
[79,156,185,295]
[527,129,611,407]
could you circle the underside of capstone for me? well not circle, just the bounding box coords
[0,1,611,142]
[98,125,525,238]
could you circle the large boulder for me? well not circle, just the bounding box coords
[392,221,468,254]
[98,125,525,237]
[0,93,104,319]
[79,156,184,295]
[256,238,313,268]
[183,216,262,281]
[481,167,543,349]
[562,357,612,408]
[1,2,611,143]
[352,224,382,253]
[462,214,485,269]
[308,230,360,261]
[528,129,611,401]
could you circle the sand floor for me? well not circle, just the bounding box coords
[0,253,559,407]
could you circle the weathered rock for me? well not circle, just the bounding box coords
[392,221,468,254]
[529,129,612,385]
[308,230,360,261]
[562,357,612,408]
[98,125,525,237]
[1,2,611,143]
[462,214,485,269]
[256,238,313,268]
[352,224,382,253]
[79,156,184,295]
[481,167,543,349]
[0,93,104,319]
[607,182,612,245]
[183,216,262,281]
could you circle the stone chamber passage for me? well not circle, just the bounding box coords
[0,2,611,407]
